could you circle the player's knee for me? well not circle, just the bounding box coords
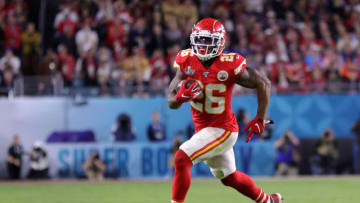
[211,170,226,179]
[174,150,192,170]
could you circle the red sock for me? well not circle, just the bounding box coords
[171,150,193,202]
[221,171,270,202]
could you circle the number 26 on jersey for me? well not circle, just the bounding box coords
[191,83,226,114]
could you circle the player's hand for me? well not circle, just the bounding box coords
[244,116,265,143]
[175,80,202,104]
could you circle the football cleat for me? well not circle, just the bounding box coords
[270,193,283,203]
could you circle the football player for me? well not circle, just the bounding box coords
[168,18,283,203]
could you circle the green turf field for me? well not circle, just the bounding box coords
[0,177,359,203]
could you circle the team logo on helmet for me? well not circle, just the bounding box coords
[217,70,228,81]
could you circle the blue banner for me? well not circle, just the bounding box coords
[0,95,358,178]
[46,141,275,179]
[66,95,360,142]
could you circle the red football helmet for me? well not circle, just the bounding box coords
[190,18,226,61]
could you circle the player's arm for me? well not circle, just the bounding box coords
[235,66,271,119]
[235,66,271,142]
[167,70,185,109]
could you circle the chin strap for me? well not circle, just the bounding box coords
[196,53,219,62]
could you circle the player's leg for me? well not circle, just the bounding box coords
[171,127,234,203]
[222,171,283,203]
[171,149,193,203]
[206,148,283,203]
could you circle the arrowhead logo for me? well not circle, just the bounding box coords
[217,70,228,81]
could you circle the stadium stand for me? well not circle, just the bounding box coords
[0,0,360,96]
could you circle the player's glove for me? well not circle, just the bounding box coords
[175,80,202,104]
[244,116,265,143]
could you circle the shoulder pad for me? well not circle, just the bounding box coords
[173,49,194,70]
[219,53,246,75]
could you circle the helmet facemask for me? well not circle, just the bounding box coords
[190,31,225,61]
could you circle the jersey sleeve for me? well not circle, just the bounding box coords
[233,54,247,76]
[219,53,247,82]
[173,49,192,73]
[173,54,182,71]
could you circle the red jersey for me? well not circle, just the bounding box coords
[174,49,247,133]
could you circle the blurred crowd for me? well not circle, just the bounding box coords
[1,0,360,96]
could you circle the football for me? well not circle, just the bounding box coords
[176,79,197,92]
[184,79,197,89]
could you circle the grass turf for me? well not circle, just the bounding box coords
[0,177,359,203]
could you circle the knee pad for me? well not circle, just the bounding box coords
[174,150,192,170]
[211,167,235,180]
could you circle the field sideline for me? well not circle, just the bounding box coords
[0,176,359,203]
